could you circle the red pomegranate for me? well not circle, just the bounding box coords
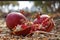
[11,21,34,36]
[33,14,55,32]
[6,12,55,36]
[6,12,28,30]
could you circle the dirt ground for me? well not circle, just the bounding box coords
[0,18,60,40]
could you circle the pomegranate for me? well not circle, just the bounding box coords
[33,14,55,32]
[6,12,28,30]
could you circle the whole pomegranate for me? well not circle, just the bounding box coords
[6,12,28,30]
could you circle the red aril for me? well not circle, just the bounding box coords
[33,15,55,32]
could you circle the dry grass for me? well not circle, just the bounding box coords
[0,18,60,40]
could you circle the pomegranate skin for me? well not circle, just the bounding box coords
[33,15,55,32]
[6,12,28,30]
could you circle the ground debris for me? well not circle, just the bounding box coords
[0,18,60,40]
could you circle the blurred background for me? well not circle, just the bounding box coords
[0,1,60,19]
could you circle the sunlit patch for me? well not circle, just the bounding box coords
[14,24,22,31]
[18,1,34,9]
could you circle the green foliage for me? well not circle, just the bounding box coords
[34,1,48,13]
[42,7,47,13]
[34,1,60,13]
[0,1,18,6]
[34,1,42,7]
